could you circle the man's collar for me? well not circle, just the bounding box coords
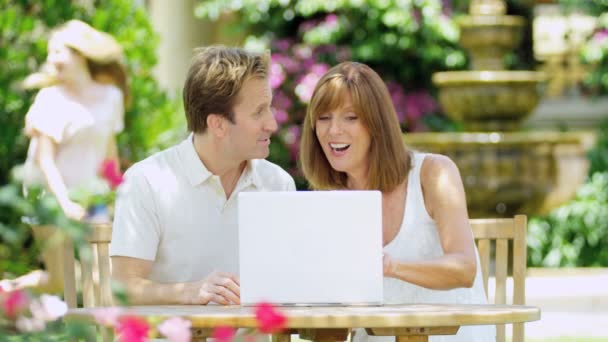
[178,133,263,188]
[178,134,213,186]
[240,159,262,189]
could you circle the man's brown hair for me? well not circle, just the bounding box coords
[300,62,411,192]
[183,46,270,133]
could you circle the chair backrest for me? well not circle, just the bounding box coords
[63,223,113,309]
[470,214,527,342]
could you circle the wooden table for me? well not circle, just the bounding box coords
[66,303,540,341]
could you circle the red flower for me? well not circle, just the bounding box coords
[2,289,29,318]
[212,326,236,342]
[115,315,150,342]
[100,159,124,189]
[254,302,287,334]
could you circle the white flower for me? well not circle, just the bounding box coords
[30,294,68,321]
[16,316,46,332]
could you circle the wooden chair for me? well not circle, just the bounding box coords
[62,222,113,341]
[470,215,527,342]
[62,223,113,309]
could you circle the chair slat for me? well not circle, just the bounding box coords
[97,243,113,306]
[476,239,490,297]
[494,239,508,305]
[513,215,527,305]
[471,215,528,342]
[62,237,78,308]
[512,215,528,342]
[470,222,515,239]
[80,247,96,308]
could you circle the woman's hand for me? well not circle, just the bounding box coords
[383,252,394,277]
[60,199,87,221]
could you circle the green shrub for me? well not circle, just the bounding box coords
[528,112,608,267]
[528,171,608,267]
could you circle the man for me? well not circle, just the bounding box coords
[110,46,295,305]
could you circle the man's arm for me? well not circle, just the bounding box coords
[112,256,240,305]
[110,166,240,305]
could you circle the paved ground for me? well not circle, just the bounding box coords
[495,268,608,339]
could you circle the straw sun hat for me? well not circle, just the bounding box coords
[23,20,125,89]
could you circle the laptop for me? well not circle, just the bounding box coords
[238,191,383,306]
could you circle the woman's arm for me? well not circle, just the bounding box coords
[384,154,477,290]
[35,132,86,220]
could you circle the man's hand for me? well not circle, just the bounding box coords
[191,271,240,305]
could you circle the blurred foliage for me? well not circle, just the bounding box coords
[0,1,184,276]
[0,0,185,186]
[196,0,468,91]
[580,13,608,95]
[528,119,608,267]
[0,178,90,277]
[528,171,608,267]
[559,0,608,15]
[557,0,608,95]
[525,0,608,267]
[589,120,608,176]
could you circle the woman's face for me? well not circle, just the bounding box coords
[46,38,87,82]
[315,93,371,178]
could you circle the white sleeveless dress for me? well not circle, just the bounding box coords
[354,153,496,342]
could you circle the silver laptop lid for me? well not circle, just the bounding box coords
[238,191,383,306]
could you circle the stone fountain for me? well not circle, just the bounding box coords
[403,0,595,218]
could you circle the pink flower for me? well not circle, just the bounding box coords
[93,306,124,327]
[593,29,608,43]
[404,91,437,122]
[158,316,192,342]
[212,326,236,342]
[270,63,286,89]
[272,90,293,111]
[2,289,29,318]
[100,159,124,189]
[295,64,329,103]
[273,39,293,52]
[254,302,287,334]
[325,14,338,26]
[271,54,299,74]
[115,315,150,342]
[282,125,301,161]
[387,81,408,123]
[274,110,289,125]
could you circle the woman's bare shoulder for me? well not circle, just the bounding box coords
[420,153,460,180]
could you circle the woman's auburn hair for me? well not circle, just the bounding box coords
[299,62,412,192]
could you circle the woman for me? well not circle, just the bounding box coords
[23,19,128,221]
[21,20,128,293]
[300,62,495,342]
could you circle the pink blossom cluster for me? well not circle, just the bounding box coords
[387,81,437,131]
[0,288,68,333]
[92,307,192,342]
[91,302,286,342]
[269,39,351,167]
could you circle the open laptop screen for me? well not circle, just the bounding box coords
[238,191,383,306]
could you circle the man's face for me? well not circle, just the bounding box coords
[226,77,277,160]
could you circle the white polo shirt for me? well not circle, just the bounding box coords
[109,135,296,283]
